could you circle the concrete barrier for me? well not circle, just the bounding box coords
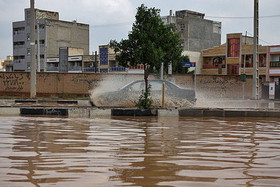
[69,108,90,118]
[158,109,178,116]
[90,108,111,117]
[20,108,68,116]
[111,108,158,116]
[0,106,280,118]
[0,108,20,116]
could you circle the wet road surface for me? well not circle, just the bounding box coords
[0,116,280,186]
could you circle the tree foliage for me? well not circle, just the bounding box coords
[173,55,190,74]
[110,4,183,108]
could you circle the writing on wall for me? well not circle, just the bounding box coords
[0,73,25,92]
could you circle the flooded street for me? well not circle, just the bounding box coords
[1,116,280,186]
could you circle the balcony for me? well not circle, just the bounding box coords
[46,66,59,72]
[270,61,280,68]
[68,66,82,72]
[84,67,99,72]
[202,64,225,69]
[109,67,126,72]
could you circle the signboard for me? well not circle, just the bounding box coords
[182,62,196,67]
[100,47,108,65]
[68,56,82,61]
[47,58,59,62]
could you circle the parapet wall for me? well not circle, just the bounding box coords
[0,72,255,99]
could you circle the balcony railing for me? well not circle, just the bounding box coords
[13,31,25,35]
[68,66,82,72]
[84,67,99,72]
[109,67,126,72]
[13,45,25,49]
[270,61,280,67]
[202,64,225,69]
[46,66,58,72]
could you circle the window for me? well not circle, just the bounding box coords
[130,82,144,91]
[27,33,30,41]
[27,48,31,56]
[228,38,240,57]
[179,24,185,31]
[13,27,25,35]
[259,54,266,67]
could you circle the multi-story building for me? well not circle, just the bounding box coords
[267,45,280,99]
[0,56,13,71]
[0,59,4,70]
[46,45,125,73]
[13,8,89,72]
[162,10,221,52]
[3,56,14,71]
[201,33,268,77]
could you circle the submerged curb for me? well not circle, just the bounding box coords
[1,107,280,118]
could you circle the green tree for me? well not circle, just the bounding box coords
[173,55,190,74]
[110,4,183,108]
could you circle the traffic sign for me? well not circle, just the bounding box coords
[182,62,196,67]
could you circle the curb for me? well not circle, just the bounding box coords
[1,107,280,118]
[2,99,87,105]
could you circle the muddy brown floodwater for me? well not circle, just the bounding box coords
[0,116,280,187]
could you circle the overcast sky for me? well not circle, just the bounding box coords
[0,0,280,59]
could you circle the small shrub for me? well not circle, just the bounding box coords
[135,84,153,109]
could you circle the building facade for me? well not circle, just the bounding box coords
[267,45,280,99]
[162,10,221,52]
[0,56,13,71]
[13,8,89,72]
[46,45,126,73]
[201,33,268,77]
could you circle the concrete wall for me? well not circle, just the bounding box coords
[188,17,221,52]
[46,19,89,58]
[0,72,256,99]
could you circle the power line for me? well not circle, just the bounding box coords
[205,14,280,19]
[91,22,133,28]
[246,31,272,45]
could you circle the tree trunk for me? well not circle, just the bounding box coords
[144,63,149,100]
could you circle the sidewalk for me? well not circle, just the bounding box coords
[0,99,91,107]
[1,99,280,118]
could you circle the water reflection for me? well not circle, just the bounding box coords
[0,116,280,186]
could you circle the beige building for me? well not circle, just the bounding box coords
[201,33,268,76]
[0,59,4,70]
[13,8,89,72]
[0,56,13,71]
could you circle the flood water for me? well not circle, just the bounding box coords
[1,116,280,187]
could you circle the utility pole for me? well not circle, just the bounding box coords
[30,0,37,98]
[94,51,97,72]
[37,20,40,72]
[252,0,259,100]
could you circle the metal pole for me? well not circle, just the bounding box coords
[162,82,165,108]
[194,66,197,94]
[252,0,259,100]
[37,20,40,72]
[160,62,164,80]
[30,0,37,98]
[243,31,247,72]
[242,31,247,99]
[95,51,97,72]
